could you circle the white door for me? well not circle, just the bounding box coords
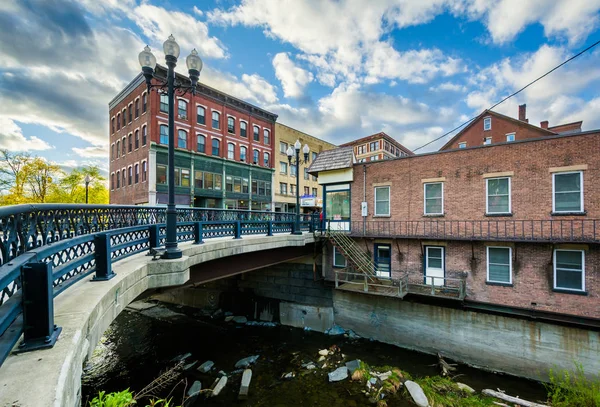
[425,247,445,286]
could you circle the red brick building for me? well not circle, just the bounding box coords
[440,104,583,150]
[109,66,277,210]
[340,132,412,162]
[312,131,600,323]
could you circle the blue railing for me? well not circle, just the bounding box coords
[0,204,318,367]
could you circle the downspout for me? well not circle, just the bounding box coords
[363,164,367,236]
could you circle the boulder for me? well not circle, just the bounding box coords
[211,376,228,397]
[238,369,252,400]
[346,359,361,374]
[235,355,259,368]
[187,381,202,397]
[405,381,429,407]
[197,360,214,373]
[328,366,349,382]
[232,316,248,324]
[318,349,329,356]
[456,382,475,394]
[325,325,345,336]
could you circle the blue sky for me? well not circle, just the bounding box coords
[1,0,600,176]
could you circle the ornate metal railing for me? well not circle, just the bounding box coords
[349,220,600,243]
[0,204,318,368]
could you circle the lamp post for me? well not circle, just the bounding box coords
[286,140,310,235]
[139,35,203,259]
[84,174,91,204]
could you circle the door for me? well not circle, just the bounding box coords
[374,244,391,278]
[425,246,445,286]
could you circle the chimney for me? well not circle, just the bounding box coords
[540,120,549,129]
[518,104,527,122]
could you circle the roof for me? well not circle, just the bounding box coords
[548,121,583,134]
[440,109,557,150]
[307,147,355,174]
[339,132,413,155]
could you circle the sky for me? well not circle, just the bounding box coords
[1,0,600,177]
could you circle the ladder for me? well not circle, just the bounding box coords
[327,230,379,282]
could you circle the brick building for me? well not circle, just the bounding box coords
[440,104,584,150]
[108,66,276,210]
[310,130,600,322]
[340,132,412,162]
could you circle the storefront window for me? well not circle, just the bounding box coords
[326,190,350,220]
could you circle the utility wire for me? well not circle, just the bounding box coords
[412,38,600,152]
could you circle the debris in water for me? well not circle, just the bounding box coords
[328,366,349,382]
[235,355,259,368]
[238,369,252,400]
[197,360,214,373]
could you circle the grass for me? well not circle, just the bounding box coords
[88,390,180,407]
[546,363,600,407]
[413,376,496,407]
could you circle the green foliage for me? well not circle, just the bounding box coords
[89,389,134,407]
[414,376,495,407]
[546,363,600,407]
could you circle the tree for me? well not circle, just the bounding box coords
[23,158,62,203]
[48,165,108,204]
[0,149,32,203]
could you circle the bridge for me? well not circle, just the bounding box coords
[0,204,318,407]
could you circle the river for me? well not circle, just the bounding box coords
[81,303,548,406]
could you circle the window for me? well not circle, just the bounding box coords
[483,137,492,145]
[369,141,379,151]
[554,250,585,292]
[263,152,269,167]
[374,186,390,216]
[122,109,126,127]
[280,161,288,174]
[174,168,180,186]
[135,99,139,118]
[197,106,205,125]
[121,137,126,155]
[196,135,205,153]
[116,170,120,188]
[227,117,235,134]
[116,141,120,158]
[212,139,220,156]
[226,176,233,192]
[458,142,467,149]
[227,143,235,160]
[178,129,187,149]
[111,144,115,160]
[553,172,583,213]
[134,130,139,149]
[357,145,365,154]
[280,183,287,195]
[195,171,203,189]
[142,161,147,182]
[240,121,247,137]
[304,168,309,180]
[178,100,187,120]
[160,94,168,113]
[212,111,220,129]
[483,117,491,131]
[160,125,169,144]
[128,166,132,185]
[181,169,190,187]
[122,170,126,188]
[312,175,317,182]
[486,177,511,214]
[253,126,259,141]
[325,189,350,221]
[111,118,115,133]
[242,178,249,193]
[111,173,115,190]
[370,155,378,161]
[116,114,120,130]
[506,133,515,142]
[424,182,443,215]
[134,163,139,184]
[253,149,259,164]
[128,105,132,122]
[280,142,288,154]
[333,247,347,268]
[487,247,512,284]
[128,134,132,152]
[312,187,317,196]
[290,164,297,177]
[304,186,310,195]
[290,184,296,195]
[142,126,147,146]
[142,93,147,113]
[312,152,317,161]
[264,129,270,145]
[240,146,247,162]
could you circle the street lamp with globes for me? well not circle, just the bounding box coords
[84,174,91,204]
[286,140,310,235]
[138,35,203,259]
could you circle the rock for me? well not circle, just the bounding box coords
[405,380,429,407]
[187,381,202,397]
[318,349,329,356]
[235,355,259,368]
[282,372,295,379]
[183,361,198,371]
[224,316,235,322]
[456,382,475,394]
[238,369,252,400]
[318,356,326,362]
[197,360,214,373]
[351,370,364,381]
[325,325,345,336]
[302,362,317,370]
[171,352,192,363]
[245,321,277,327]
[218,370,227,376]
[347,329,360,339]
[369,377,377,385]
[328,366,349,382]
[232,316,248,324]
[374,371,392,381]
[346,359,361,374]
[211,376,227,397]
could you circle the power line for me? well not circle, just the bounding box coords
[412,38,600,152]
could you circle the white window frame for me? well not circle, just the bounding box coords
[483,137,492,145]
[483,116,491,131]
[458,142,466,149]
[553,249,585,292]
[506,133,515,142]
[333,247,347,268]
[552,171,584,213]
[374,186,390,217]
[423,182,444,215]
[486,246,512,284]
[486,177,511,215]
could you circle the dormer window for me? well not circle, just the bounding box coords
[483,117,491,131]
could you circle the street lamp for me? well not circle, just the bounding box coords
[84,174,91,204]
[139,35,203,259]
[286,140,310,235]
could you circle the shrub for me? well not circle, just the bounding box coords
[546,363,600,407]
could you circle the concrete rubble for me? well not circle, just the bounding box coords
[405,380,429,407]
[197,360,214,373]
[238,369,252,400]
[187,381,202,397]
[235,355,259,368]
[232,316,248,323]
[211,376,228,397]
[328,366,348,382]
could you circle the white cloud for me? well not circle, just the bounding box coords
[272,53,314,98]
[199,67,279,106]
[0,118,53,152]
[429,82,467,92]
[72,146,108,158]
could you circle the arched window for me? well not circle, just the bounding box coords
[111,118,115,133]
[253,126,259,141]
[128,133,132,152]
[227,117,235,134]
[240,146,247,162]
[263,152,270,167]
[111,144,115,160]
[160,93,168,113]
[134,130,139,149]
[197,135,205,153]
[212,111,220,129]
[142,161,147,182]
[240,121,247,137]
[128,105,132,122]
[116,113,120,130]
[122,137,126,155]
[263,129,270,145]
[178,129,187,149]
[197,106,205,125]
[122,109,126,127]
[116,170,120,188]
[122,170,126,187]
[135,99,139,118]
[142,126,147,146]
[134,163,139,183]
[116,140,120,157]
[253,149,259,164]
[160,125,169,144]
[178,99,187,120]
[111,173,114,190]
[142,93,147,113]
[212,139,220,155]
[227,143,235,160]
[128,166,132,185]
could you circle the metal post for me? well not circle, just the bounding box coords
[163,55,182,259]
[149,224,160,249]
[18,262,62,352]
[234,220,242,239]
[292,149,302,235]
[194,222,204,244]
[85,182,89,204]
[92,233,115,281]
[267,220,273,236]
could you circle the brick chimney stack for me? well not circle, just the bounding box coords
[518,104,528,123]
[540,120,549,129]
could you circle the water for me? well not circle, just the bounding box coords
[82,304,548,406]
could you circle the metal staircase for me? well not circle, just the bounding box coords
[327,230,379,282]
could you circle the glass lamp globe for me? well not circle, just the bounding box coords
[186,48,203,72]
[138,46,157,69]
[294,140,301,150]
[286,146,294,158]
[163,34,180,58]
[302,144,310,154]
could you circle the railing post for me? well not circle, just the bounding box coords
[194,222,204,244]
[364,274,368,292]
[431,278,435,296]
[149,224,160,249]
[267,221,273,237]
[18,262,62,352]
[335,270,339,288]
[92,233,115,281]
[234,221,242,239]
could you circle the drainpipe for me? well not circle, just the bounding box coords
[363,164,367,236]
